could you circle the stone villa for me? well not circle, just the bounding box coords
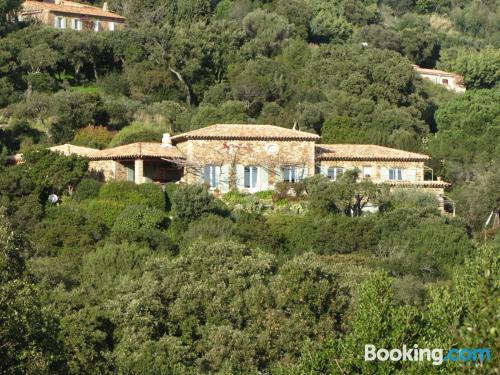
[413,65,466,93]
[46,124,451,211]
[20,0,125,31]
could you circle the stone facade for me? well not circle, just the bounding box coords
[88,160,115,181]
[46,11,124,31]
[176,139,316,192]
[317,160,425,182]
[21,1,125,31]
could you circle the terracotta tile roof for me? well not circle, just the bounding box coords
[171,124,320,143]
[50,144,100,157]
[23,0,125,20]
[316,144,430,161]
[89,142,185,160]
[382,180,451,188]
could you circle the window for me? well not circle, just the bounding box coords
[93,20,101,32]
[203,165,220,188]
[244,166,258,189]
[72,18,82,30]
[109,22,115,31]
[389,168,403,180]
[283,166,301,182]
[54,16,65,29]
[442,78,449,85]
[327,167,344,181]
[363,166,372,178]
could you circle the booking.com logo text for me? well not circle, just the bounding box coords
[365,344,491,366]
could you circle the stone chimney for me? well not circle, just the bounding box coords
[437,176,442,181]
[161,133,173,148]
[55,0,63,5]
[102,2,108,12]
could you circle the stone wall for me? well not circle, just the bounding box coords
[318,160,425,182]
[177,139,316,186]
[88,160,115,181]
[29,10,125,31]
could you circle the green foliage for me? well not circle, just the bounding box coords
[429,89,500,183]
[73,125,114,149]
[108,122,163,147]
[307,171,382,217]
[172,183,219,223]
[99,181,164,208]
[49,91,107,143]
[0,211,66,373]
[33,204,108,256]
[110,204,173,252]
[0,0,498,372]
[181,213,235,248]
[71,178,102,202]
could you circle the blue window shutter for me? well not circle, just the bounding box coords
[244,166,250,188]
[236,165,245,190]
[203,166,210,184]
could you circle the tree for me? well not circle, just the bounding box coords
[241,9,294,57]
[307,171,381,217]
[73,125,113,149]
[0,0,21,33]
[429,89,500,182]
[0,209,66,373]
[454,47,500,89]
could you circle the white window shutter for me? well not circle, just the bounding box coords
[259,166,269,191]
[404,168,417,181]
[380,167,389,181]
[320,166,328,176]
[219,165,230,193]
[61,17,66,29]
[236,165,245,190]
[302,167,308,179]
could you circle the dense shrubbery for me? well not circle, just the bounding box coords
[0,0,498,372]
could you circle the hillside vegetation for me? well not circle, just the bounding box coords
[0,0,499,373]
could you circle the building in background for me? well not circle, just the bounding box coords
[413,65,466,93]
[20,0,125,31]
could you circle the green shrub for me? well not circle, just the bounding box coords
[255,190,273,200]
[72,178,102,202]
[108,123,163,147]
[181,214,235,249]
[99,181,142,201]
[110,205,172,251]
[73,125,114,149]
[99,181,167,210]
[33,205,108,255]
[136,183,166,210]
[172,184,217,223]
[82,242,154,288]
[164,182,178,213]
[81,199,125,228]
